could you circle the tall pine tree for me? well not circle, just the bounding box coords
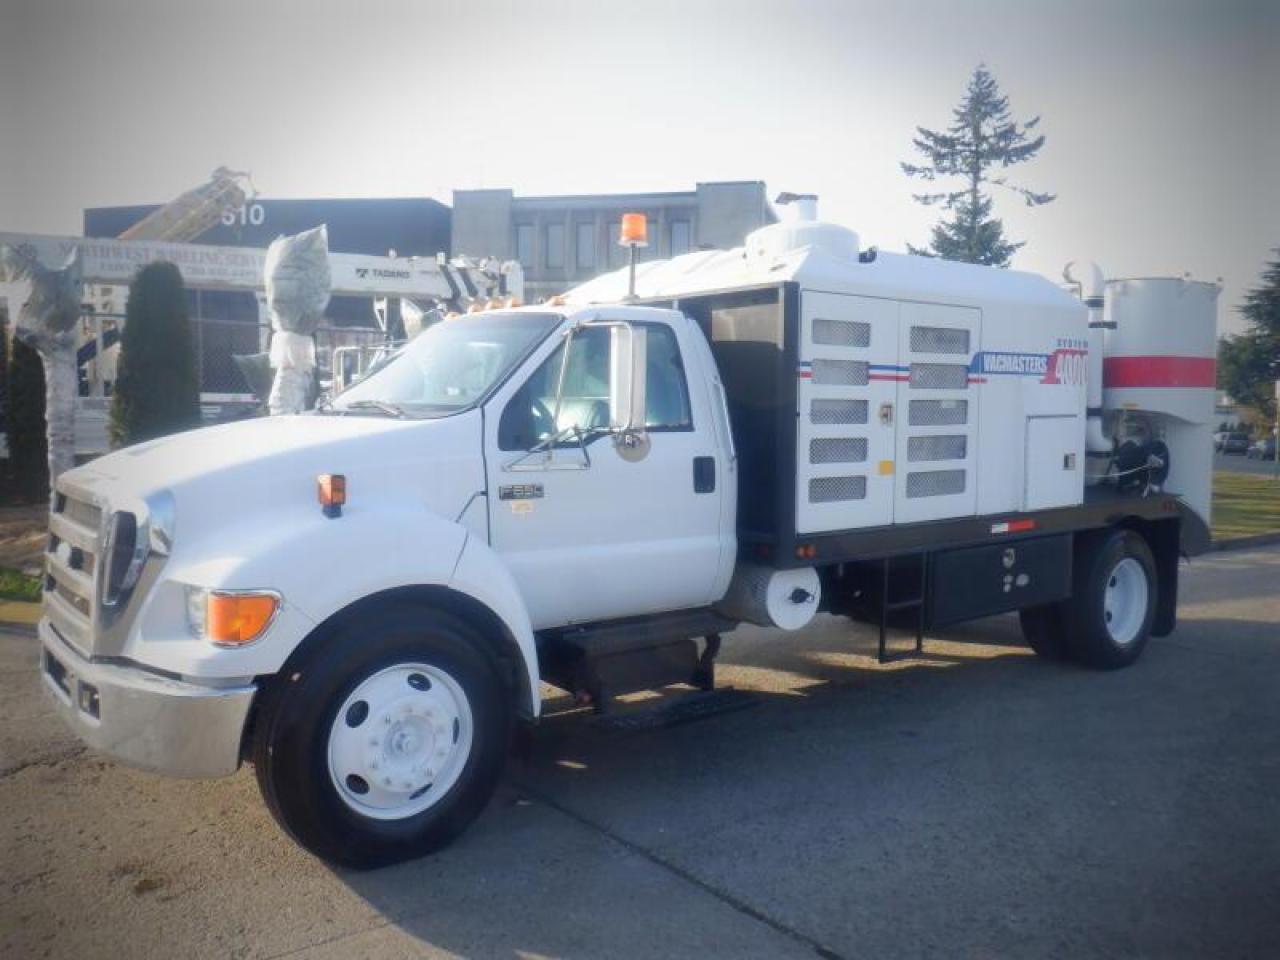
[902,65,1054,267]
[1218,251,1280,421]
[110,261,201,447]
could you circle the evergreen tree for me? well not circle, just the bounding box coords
[6,336,48,499]
[110,261,201,447]
[1218,251,1280,420]
[902,65,1054,267]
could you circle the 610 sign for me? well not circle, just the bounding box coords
[221,203,265,227]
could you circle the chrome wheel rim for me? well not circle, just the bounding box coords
[1103,557,1148,647]
[327,662,473,820]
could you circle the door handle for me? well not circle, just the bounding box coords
[879,402,894,426]
[693,456,716,493]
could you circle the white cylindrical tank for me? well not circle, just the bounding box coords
[1103,278,1219,424]
[1102,277,1220,526]
[716,565,821,631]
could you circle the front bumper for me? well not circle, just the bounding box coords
[38,618,257,778]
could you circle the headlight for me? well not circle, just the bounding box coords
[185,586,281,647]
[101,511,147,607]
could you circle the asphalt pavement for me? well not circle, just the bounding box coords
[3,545,1279,959]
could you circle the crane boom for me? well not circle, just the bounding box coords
[116,167,253,243]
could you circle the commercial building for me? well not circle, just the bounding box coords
[450,181,776,302]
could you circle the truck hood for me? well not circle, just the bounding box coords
[63,411,485,531]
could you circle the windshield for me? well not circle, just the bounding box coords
[331,311,561,418]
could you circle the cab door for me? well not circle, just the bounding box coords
[483,314,725,630]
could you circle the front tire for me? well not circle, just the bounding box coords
[252,605,511,869]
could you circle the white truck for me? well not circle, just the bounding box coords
[37,202,1217,868]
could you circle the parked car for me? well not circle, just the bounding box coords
[1222,432,1251,454]
[1246,436,1277,460]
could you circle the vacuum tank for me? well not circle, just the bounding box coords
[1102,277,1219,525]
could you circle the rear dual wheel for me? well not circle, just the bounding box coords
[252,605,511,869]
[1020,528,1156,669]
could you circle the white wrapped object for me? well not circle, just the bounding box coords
[264,226,331,414]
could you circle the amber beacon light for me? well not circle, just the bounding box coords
[619,212,648,300]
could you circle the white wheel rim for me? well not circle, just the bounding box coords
[327,662,474,820]
[1103,557,1149,647]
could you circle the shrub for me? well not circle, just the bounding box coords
[110,261,200,447]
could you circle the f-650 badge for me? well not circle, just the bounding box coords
[498,484,544,501]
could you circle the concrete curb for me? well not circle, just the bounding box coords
[1209,531,1280,553]
[0,600,40,631]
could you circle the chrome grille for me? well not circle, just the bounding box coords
[45,485,102,656]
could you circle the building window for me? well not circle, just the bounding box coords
[670,220,691,256]
[515,224,534,268]
[576,222,596,271]
[545,223,565,269]
[608,221,626,268]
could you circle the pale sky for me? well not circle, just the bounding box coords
[1,0,1276,334]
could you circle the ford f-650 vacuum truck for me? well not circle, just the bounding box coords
[38,199,1217,867]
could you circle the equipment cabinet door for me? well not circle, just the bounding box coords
[795,292,899,533]
[893,302,981,523]
[484,318,724,630]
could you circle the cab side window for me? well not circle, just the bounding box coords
[498,322,692,451]
[644,324,692,430]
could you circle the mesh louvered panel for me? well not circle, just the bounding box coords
[812,359,869,386]
[909,363,968,389]
[811,398,868,424]
[905,469,966,498]
[809,475,867,502]
[813,317,871,348]
[907,435,967,461]
[909,399,968,426]
[910,326,970,354]
[810,437,868,464]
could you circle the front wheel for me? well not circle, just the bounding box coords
[252,605,511,869]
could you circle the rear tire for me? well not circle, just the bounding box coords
[252,604,511,869]
[1062,529,1157,669]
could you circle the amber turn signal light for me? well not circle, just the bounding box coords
[318,474,346,518]
[207,592,280,646]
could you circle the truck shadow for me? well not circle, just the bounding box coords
[334,610,1280,959]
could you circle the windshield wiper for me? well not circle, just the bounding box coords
[340,399,407,418]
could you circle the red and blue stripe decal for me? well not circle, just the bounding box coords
[869,363,909,382]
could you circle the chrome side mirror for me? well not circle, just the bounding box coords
[609,323,649,461]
